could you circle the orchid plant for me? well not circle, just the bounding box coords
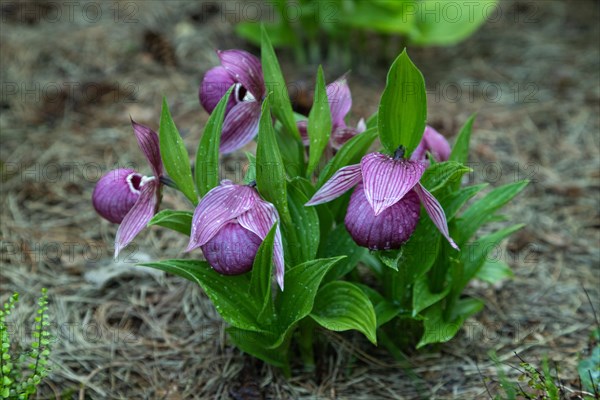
[92,27,527,373]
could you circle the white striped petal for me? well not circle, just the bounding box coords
[186,183,256,251]
[115,179,159,258]
[305,164,363,206]
[413,183,459,250]
[238,197,285,290]
[361,152,426,216]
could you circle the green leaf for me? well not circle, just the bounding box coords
[195,86,234,196]
[306,65,332,176]
[456,224,524,293]
[147,210,193,235]
[261,25,300,140]
[311,281,377,345]
[449,297,485,322]
[320,223,367,282]
[243,152,256,184]
[475,260,514,284]
[437,183,488,221]
[227,327,290,372]
[340,0,416,34]
[250,225,277,323]
[412,275,451,317]
[449,113,477,165]
[274,120,305,177]
[417,303,464,348]
[159,98,198,204]
[235,21,296,47]
[420,161,471,193]
[354,283,402,327]
[285,178,320,264]
[378,50,427,155]
[317,127,378,187]
[411,1,498,46]
[139,259,263,332]
[272,256,345,347]
[457,181,528,243]
[256,96,289,221]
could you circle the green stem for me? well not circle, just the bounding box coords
[297,318,316,370]
[429,238,448,293]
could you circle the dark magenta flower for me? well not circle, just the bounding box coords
[297,76,366,150]
[411,125,451,164]
[306,152,458,251]
[199,50,265,153]
[186,180,285,290]
[92,120,162,257]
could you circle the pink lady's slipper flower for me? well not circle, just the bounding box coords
[306,150,459,251]
[297,76,366,150]
[199,50,265,154]
[92,120,162,256]
[186,180,285,290]
[411,125,451,164]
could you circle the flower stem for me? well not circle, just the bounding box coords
[297,318,316,370]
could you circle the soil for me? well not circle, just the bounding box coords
[1,0,598,399]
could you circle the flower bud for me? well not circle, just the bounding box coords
[344,183,421,250]
[92,168,150,224]
[200,221,262,275]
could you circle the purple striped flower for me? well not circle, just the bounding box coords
[92,120,163,257]
[199,50,265,154]
[186,180,285,290]
[297,76,366,150]
[411,125,451,164]
[306,152,458,251]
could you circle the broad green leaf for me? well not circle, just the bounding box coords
[449,297,485,322]
[261,25,300,140]
[416,299,482,348]
[306,65,332,176]
[455,224,524,293]
[449,113,477,165]
[397,214,441,280]
[285,179,320,264]
[475,260,514,284]
[227,327,290,372]
[457,181,528,243]
[274,120,305,177]
[256,97,289,221]
[420,161,471,193]
[377,250,401,272]
[412,275,451,317]
[147,210,193,235]
[311,281,377,345]
[243,152,256,184]
[139,259,263,332]
[340,0,416,34]
[378,50,427,155]
[159,98,198,204]
[271,256,345,348]
[195,86,234,196]
[438,183,488,221]
[235,21,296,47]
[417,305,461,348]
[317,127,378,187]
[355,283,403,328]
[320,223,367,282]
[249,225,276,323]
[383,216,440,302]
[411,1,498,46]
